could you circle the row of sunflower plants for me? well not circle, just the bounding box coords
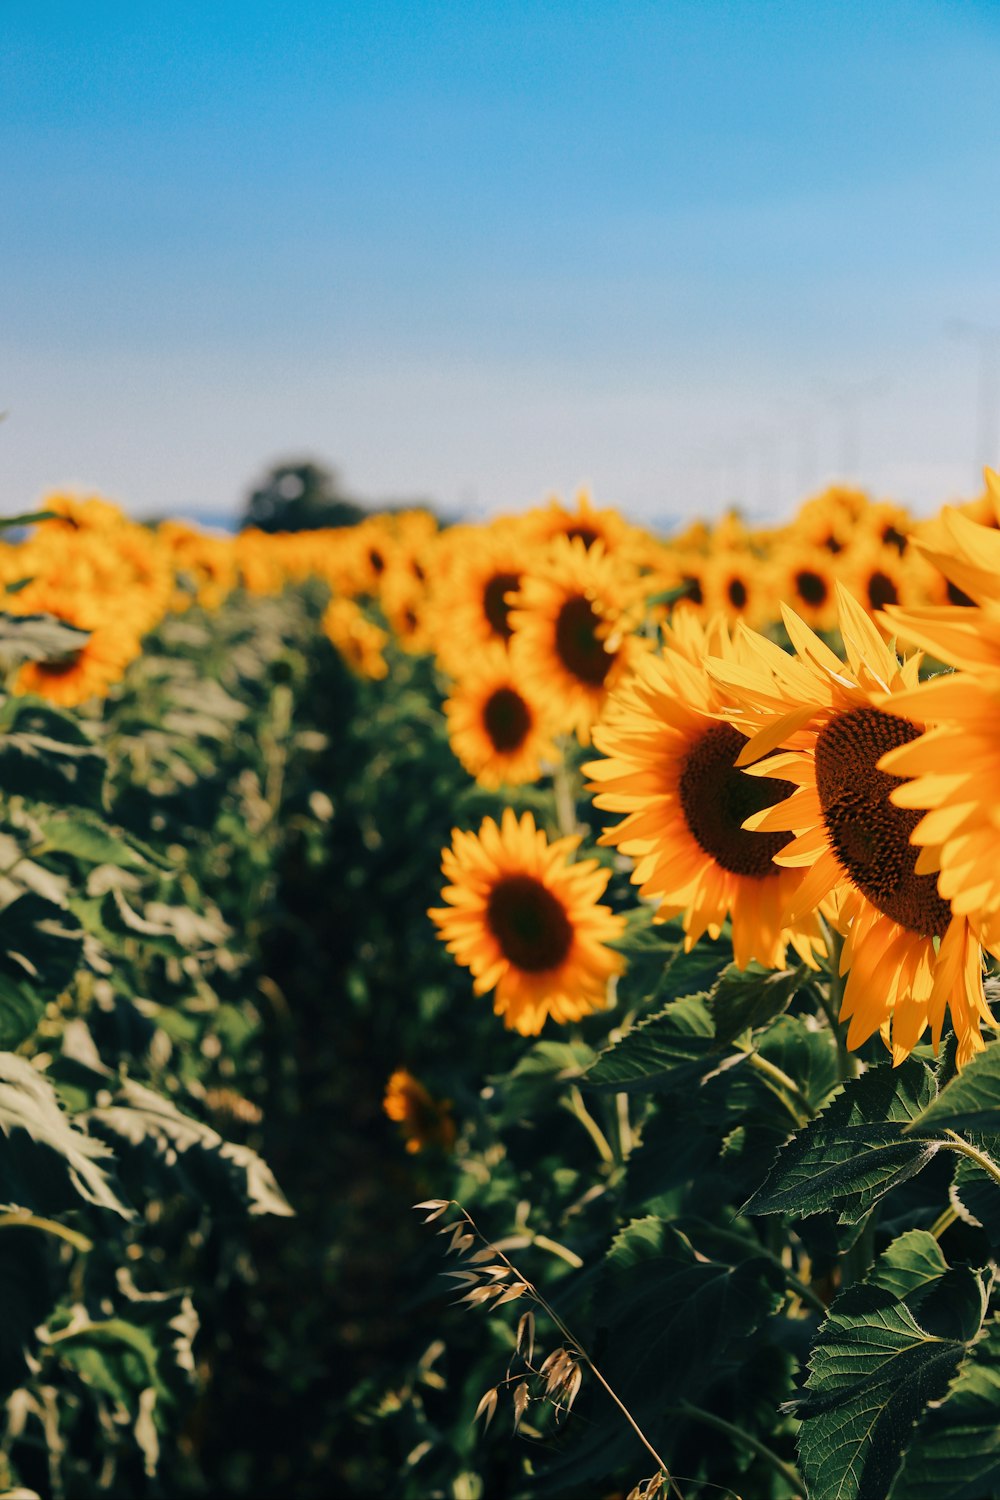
[359,476,1000,1500]
[0,512,335,1498]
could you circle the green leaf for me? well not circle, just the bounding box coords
[904,1042,1000,1137]
[0,892,85,991]
[0,974,44,1050]
[95,889,186,956]
[950,1140,1000,1245]
[0,510,57,531]
[0,612,88,671]
[583,993,717,1091]
[86,1079,293,1217]
[34,812,153,872]
[745,1058,939,1223]
[887,1319,1000,1499]
[794,1230,986,1500]
[0,1053,130,1217]
[0,700,105,809]
[710,962,807,1046]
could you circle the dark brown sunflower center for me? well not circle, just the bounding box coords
[867,570,898,610]
[486,874,573,972]
[36,651,84,678]
[728,577,748,610]
[369,547,386,575]
[555,595,612,686]
[678,723,795,878]
[482,687,532,753]
[564,525,600,548]
[483,571,520,640]
[683,575,704,606]
[795,569,828,607]
[814,706,951,937]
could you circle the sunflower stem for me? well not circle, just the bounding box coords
[667,1403,804,1493]
[615,1091,633,1161]
[938,1130,1000,1189]
[745,1051,815,1127]
[561,1086,615,1166]
[930,1204,959,1240]
[552,744,579,838]
[816,920,856,1080]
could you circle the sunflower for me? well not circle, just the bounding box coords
[508,537,645,743]
[769,541,840,632]
[702,546,772,627]
[845,540,913,617]
[706,584,994,1065]
[429,807,625,1035]
[874,477,1000,946]
[383,1069,456,1153]
[521,490,640,558]
[322,597,389,680]
[586,612,825,969]
[444,645,558,788]
[429,523,533,677]
[14,593,141,707]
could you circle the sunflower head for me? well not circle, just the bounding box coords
[443,645,558,789]
[383,1069,456,1153]
[429,807,625,1035]
[508,537,646,743]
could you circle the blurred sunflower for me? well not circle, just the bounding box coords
[15,596,141,707]
[521,490,637,557]
[430,524,531,676]
[847,540,912,616]
[707,584,994,1065]
[429,807,624,1035]
[587,612,825,969]
[444,645,558,788]
[383,1069,456,1154]
[508,537,644,743]
[770,541,840,632]
[322,597,389,679]
[703,547,770,627]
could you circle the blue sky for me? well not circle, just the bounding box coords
[2,0,1000,523]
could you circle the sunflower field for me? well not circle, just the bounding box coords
[0,482,1000,1500]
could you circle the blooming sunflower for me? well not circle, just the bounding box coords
[322,597,389,679]
[383,1069,456,1153]
[429,808,625,1035]
[429,523,532,677]
[586,612,825,970]
[707,584,994,1065]
[444,645,558,788]
[874,479,1000,947]
[508,537,645,743]
[14,594,141,707]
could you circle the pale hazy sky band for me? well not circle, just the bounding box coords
[2,1,999,526]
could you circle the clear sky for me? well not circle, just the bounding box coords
[3,0,1000,526]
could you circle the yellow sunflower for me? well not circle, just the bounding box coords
[769,540,840,632]
[322,597,389,680]
[586,612,825,970]
[874,477,1000,946]
[14,594,141,707]
[383,1069,456,1154]
[443,645,558,788]
[707,584,994,1066]
[508,536,645,743]
[429,807,625,1035]
[429,523,532,677]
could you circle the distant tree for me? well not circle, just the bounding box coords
[242,460,365,533]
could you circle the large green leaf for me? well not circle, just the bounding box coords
[86,1079,293,1217]
[0,699,105,809]
[887,1319,1000,1499]
[0,892,85,991]
[710,962,807,1046]
[793,1231,986,1500]
[905,1042,1000,1137]
[34,811,157,872]
[0,973,44,1050]
[0,1053,129,1217]
[745,1058,939,1223]
[583,993,717,1091]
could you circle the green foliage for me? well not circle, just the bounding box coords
[793,1231,987,1500]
